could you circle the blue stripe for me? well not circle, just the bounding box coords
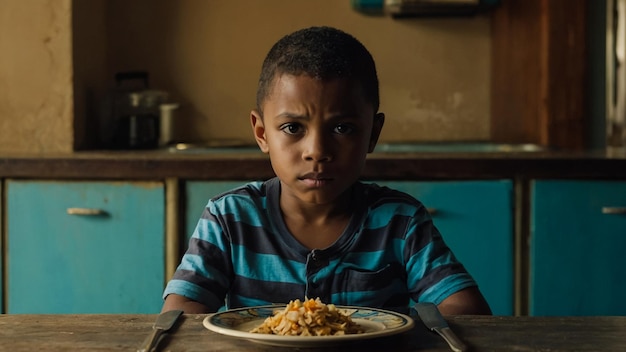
[366,202,424,229]
[342,238,405,269]
[232,244,305,284]
[210,194,267,227]
[402,219,437,261]
[419,273,476,304]
[176,253,229,286]
[331,290,379,304]
[405,241,453,287]
[338,253,384,271]
[191,218,228,249]
[330,280,405,302]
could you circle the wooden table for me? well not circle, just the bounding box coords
[1,314,625,351]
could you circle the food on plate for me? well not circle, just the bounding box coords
[249,298,364,336]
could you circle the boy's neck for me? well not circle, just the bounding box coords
[280,185,356,250]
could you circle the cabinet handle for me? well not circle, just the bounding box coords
[427,208,438,215]
[66,208,108,216]
[601,207,626,215]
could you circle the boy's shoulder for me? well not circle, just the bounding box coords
[358,181,423,207]
[209,180,268,202]
[209,178,284,204]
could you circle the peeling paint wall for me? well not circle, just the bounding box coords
[0,0,74,153]
[103,0,490,145]
[0,0,490,153]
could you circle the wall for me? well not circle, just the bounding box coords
[102,0,491,145]
[0,0,491,153]
[0,0,74,153]
[72,0,107,150]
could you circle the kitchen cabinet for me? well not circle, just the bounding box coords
[6,180,165,314]
[184,181,247,250]
[530,180,626,316]
[0,180,3,313]
[375,180,514,316]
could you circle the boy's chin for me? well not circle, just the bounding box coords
[299,188,356,206]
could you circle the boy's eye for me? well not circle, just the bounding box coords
[334,124,355,135]
[280,123,302,135]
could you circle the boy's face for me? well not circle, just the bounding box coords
[251,73,384,206]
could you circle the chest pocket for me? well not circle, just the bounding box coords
[333,263,409,309]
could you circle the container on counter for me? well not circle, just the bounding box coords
[100,71,175,150]
[113,90,169,149]
[159,103,180,147]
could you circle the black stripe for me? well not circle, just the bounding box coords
[384,292,412,311]
[413,262,470,297]
[231,275,305,304]
[331,262,406,293]
[221,214,304,262]
[352,215,411,252]
[172,269,229,300]
[363,183,424,208]
[211,183,265,201]
[198,206,305,262]
[403,221,442,263]
[186,237,233,279]
[199,206,218,221]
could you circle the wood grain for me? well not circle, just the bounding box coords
[0,314,625,351]
[491,0,587,150]
[1,150,625,181]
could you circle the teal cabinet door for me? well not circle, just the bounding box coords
[6,180,165,313]
[184,181,246,250]
[0,181,3,313]
[375,181,514,315]
[530,180,626,316]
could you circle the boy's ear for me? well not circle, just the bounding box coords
[251,109,269,153]
[368,112,385,153]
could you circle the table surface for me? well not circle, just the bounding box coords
[1,313,625,351]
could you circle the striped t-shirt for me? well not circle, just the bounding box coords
[163,177,476,312]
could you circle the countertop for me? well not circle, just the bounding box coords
[1,313,625,351]
[1,148,625,180]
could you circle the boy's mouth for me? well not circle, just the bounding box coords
[300,178,332,188]
[300,172,331,180]
[299,172,333,188]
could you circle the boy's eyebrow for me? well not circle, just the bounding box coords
[275,112,360,121]
[275,112,309,120]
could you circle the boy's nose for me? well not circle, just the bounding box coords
[302,133,332,162]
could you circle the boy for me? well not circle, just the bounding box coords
[162,26,491,315]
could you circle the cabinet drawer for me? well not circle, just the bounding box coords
[530,180,626,316]
[375,180,514,315]
[6,180,165,313]
[0,181,3,311]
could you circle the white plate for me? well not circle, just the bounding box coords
[202,305,415,347]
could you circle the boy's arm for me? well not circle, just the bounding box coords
[437,287,492,315]
[161,293,212,314]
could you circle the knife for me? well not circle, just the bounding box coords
[137,310,183,352]
[415,302,467,352]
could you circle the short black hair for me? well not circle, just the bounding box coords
[255,26,379,115]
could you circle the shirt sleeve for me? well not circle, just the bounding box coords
[162,201,232,312]
[404,208,477,305]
